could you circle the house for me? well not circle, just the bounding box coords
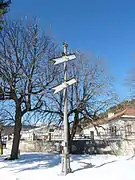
[20,125,64,141]
[83,106,135,140]
[83,106,135,155]
[1,125,36,146]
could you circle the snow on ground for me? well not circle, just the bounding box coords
[0,149,135,180]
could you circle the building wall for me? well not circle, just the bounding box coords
[83,117,135,140]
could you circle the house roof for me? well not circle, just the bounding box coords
[1,126,14,136]
[123,106,135,116]
[95,109,127,125]
[84,106,135,129]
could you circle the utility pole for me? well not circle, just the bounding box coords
[0,123,3,155]
[63,42,70,175]
[51,42,76,175]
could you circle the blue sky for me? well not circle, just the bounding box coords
[8,0,135,100]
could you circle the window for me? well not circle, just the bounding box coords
[49,129,54,133]
[109,126,117,136]
[125,124,132,136]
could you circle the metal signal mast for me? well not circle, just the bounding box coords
[51,42,76,175]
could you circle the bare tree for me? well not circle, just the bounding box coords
[0,18,57,159]
[41,52,118,146]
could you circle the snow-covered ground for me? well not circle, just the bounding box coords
[0,149,135,180]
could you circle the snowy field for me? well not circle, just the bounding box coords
[0,149,135,180]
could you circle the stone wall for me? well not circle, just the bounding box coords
[6,140,61,153]
[118,139,135,156]
[6,139,135,156]
[97,139,135,156]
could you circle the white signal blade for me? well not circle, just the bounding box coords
[52,83,67,94]
[51,57,65,65]
[52,78,77,94]
[66,78,77,86]
[51,54,76,65]
[65,54,76,61]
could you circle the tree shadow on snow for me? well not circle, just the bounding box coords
[126,154,135,160]
[73,160,117,173]
[73,162,95,173]
[95,160,117,168]
[13,154,89,173]
[2,153,61,172]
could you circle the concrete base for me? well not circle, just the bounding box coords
[61,153,72,175]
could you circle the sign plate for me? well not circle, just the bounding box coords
[52,78,77,94]
[51,54,76,65]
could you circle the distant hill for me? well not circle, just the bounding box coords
[1,125,36,136]
[101,99,135,118]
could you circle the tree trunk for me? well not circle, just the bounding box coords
[10,104,22,160]
[0,131,3,155]
[71,111,79,140]
[69,111,79,153]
